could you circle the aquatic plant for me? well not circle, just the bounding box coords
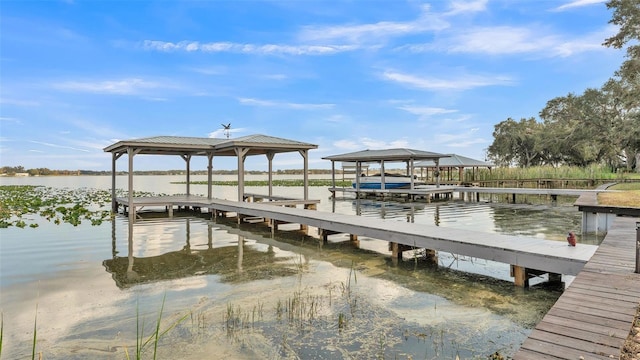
[0,186,161,228]
[0,312,3,359]
[32,305,38,360]
[126,295,189,360]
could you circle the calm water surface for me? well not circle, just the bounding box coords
[0,175,601,359]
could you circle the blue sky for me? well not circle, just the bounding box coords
[0,0,625,171]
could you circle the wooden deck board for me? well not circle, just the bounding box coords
[527,330,620,358]
[514,216,640,360]
[116,195,597,277]
[534,322,626,348]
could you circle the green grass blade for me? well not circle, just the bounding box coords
[152,294,166,360]
[1,312,4,359]
[32,304,37,360]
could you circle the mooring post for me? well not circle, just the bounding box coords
[636,221,640,274]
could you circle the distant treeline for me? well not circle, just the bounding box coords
[0,166,337,176]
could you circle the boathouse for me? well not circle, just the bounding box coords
[322,148,450,191]
[103,134,318,221]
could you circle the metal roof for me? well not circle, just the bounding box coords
[322,148,449,163]
[415,154,494,168]
[103,134,317,156]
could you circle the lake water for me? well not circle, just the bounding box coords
[0,175,602,359]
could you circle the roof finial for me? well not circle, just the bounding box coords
[221,123,231,139]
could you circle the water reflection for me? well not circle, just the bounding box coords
[103,218,299,289]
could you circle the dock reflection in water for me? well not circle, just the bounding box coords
[103,218,300,289]
[97,197,588,359]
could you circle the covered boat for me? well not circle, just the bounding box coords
[352,173,419,189]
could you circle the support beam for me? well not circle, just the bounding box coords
[181,154,192,195]
[299,149,309,200]
[207,153,214,199]
[510,265,529,288]
[267,152,275,197]
[380,160,386,190]
[235,147,250,202]
[111,152,123,212]
[127,148,135,223]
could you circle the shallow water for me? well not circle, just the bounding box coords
[0,175,602,359]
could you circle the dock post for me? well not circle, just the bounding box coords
[390,242,402,265]
[350,234,359,247]
[510,265,529,288]
[548,273,562,284]
[636,221,640,274]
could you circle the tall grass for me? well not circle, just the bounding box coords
[473,164,635,182]
[32,305,37,360]
[126,294,189,360]
[0,313,3,359]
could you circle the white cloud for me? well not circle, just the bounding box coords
[382,70,513,90]
[401,25,613,58]
[434,129,486,148]
[442,26,557,55]
[333,139,360,150]
[143,40,357,55]
[0,117,21,123]
[397,106,458,116]
[0,98,40,107]
[299,4,449,44]
[262,74,288,80]
[552,0,606,12]
[29,140,91,152]
[360,137,410,149]
[238,97,335,109]
[208,127,246,138]
[53,78,163,95]
[445,0,488,15]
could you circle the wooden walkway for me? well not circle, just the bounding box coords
[116,195,598,285]
[514,215,640,359]
[328,186,614,203]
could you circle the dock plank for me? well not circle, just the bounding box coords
[514,216,640,360]
[117,195,598,277]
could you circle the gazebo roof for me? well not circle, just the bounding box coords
[322,148,449,163]
[415,154,494,168]
[103,134,318,157]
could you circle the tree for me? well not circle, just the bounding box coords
[486,117,544,167]
[604,0,640,172]
[540,89,626,169]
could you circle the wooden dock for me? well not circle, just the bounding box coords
[514,216,640,359]
[116,195,598,287]
[328,186,613,203]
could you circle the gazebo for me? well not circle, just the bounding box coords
[103,134,318,221]
[322,148,449,190]
[415,154,494,184]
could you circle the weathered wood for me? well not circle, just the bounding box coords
[116,195,598,281]
[514,216,640,360]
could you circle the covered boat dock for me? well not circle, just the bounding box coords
[103,134,318,222]
[322,148,450,195]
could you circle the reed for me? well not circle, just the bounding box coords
[473,164,637,182]
[127,295,189,360]
[31,305,37,360]
[0,312,3,359]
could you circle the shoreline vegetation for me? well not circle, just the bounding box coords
[1,165,639,228]
[2,164,640,178]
